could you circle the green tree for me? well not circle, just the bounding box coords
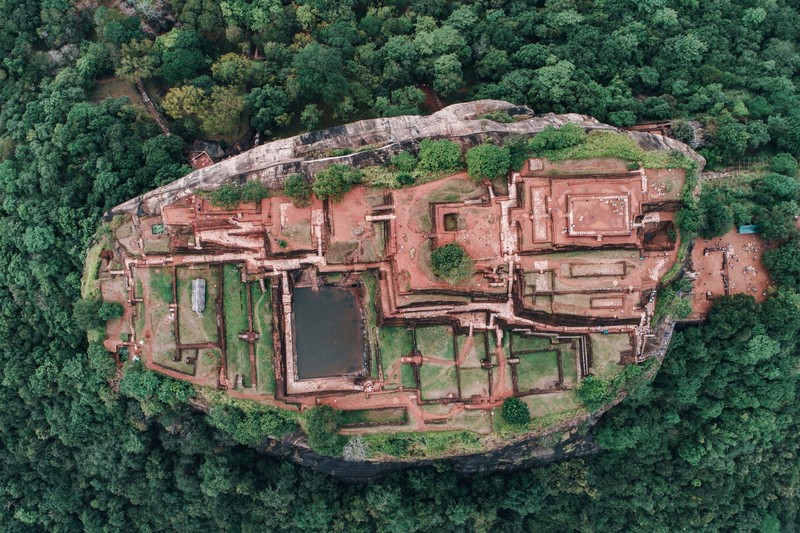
[763,239,800,290]
[157,29,206,84]
[431,242,472,282]
[501,397,530,425]
[529,124,587,151]
[162,85,207,120]
[303,406,346,456]
[466,144,511,182]
[202,86,245,139]
[291,43,348,107]
[577,375,614,411]
[245,85,290,135]
[211,52,251,86]
[98,301,124,321]
[115,39,156,82]
[300,104,323,130]
[73,299,102,331]
[311,164,362,201]
[418,139,463,173]
[770,153,799,176]
[284,174,311,205]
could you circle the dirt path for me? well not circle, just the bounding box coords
[492,344,509,399]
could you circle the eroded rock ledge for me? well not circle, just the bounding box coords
[108,100,647,218]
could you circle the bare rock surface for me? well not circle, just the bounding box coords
[109,100,616,217]
[109,99,703,218]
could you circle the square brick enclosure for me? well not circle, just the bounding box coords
[567,194,631,237]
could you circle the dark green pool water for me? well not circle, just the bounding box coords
[293,286,365,379]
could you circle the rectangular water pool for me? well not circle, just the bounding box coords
[293,286,366,379]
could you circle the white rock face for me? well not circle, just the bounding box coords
[109,99,702,217]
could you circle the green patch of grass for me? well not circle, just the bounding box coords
[492,391,586,436]
[250,283,275,395]
[510,333,552,354]
[515,350,560,390]
[456,333,487,368]
[589,333,630,379]
[419,362,459,400]
[364,430,481,458]
[360,272,381,380]
[401,364,417,389]
[81,239,106,300]
[340,408,407,427]
[150,268,174,304]
[459,367,490,398]
[415,326,455,359]
[536,131,693,169]
[134,302,146,341]
[176,267,218,344]
[223,264,251,388]
[378,327,414,385]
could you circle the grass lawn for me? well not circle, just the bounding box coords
[143,267,180,368]
[415,325,455,360]
[419,362,459,400]
[340,408,407,427]
[493,391,585,435]
[560,347,579,387]
[250,282,275,395]
[177,266,218,345]
[378,327,414,388]
[223,264,252,388]
[459,367,490,398]
[510,333,552,354]
[590,333,630,379]
[401,363,417,389]
[535,131,692,169]
[515,350,560,391]
[149,267,174,304]
[456,333,486,368]
[153,349,195,374]
[360,273,381,380]
[91,78,146,111]
[81,239,105,299]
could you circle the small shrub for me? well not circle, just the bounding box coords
[479,111,514,123]
[770,153,799,177]
[418,139,463,173]
[577,375,614,411]
[529,124,587,152]
[671,120,695,145]
[98,301,125,321]
[431,242,473,282]
[501,397,530,425]
[73,298,102,331]
[342,436,369,461]
[466,144,511,182]
[208,181,269,208]
[207,184,241,208]
[396,172,415,186]
[239,180,270,203]
[391,151,417,172]
[284,174,311,205]
[311,164,362,201]
[303,406,347,456]
[277,239,288,248]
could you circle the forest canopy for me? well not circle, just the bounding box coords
[1,0,800,530]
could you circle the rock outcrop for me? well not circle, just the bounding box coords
[109,100,624,218]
